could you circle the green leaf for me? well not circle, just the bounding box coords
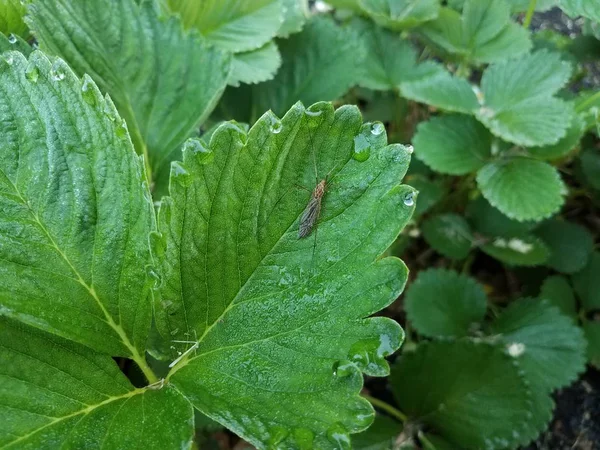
[420,0,531,64]
[535,219,594,274]
[412,114,491,175]
[0,318,193,449]
[572,251,600,312]
[229,41,281,87]
[278,0,308,37]
[421,214,473,260]
[405,269,487,338]
[399,63,479,113]
[539,275,578,319]
[579,147,600,190]
[0,51,155,360]
[406,175,446,216]
[28,0,231,188]
[583,321,600,369]
[466,196,537,238]
[244,16,363,118]
[476,157,566,222]
[166,0,283,52]
[351,17,426,91]
[480,235,550,266]
[0,0,27,37]
[359,0,439,30]
[155,102,416,448]
[391,340,554,450]
[527,114,584,160]
[508,0,558,12]
[0,30,30,55]
[352,415,400,450]
[476,50,573,146]
[559,0,600,22]
[490,298,587,392]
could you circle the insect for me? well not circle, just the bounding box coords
[298,178,327,239]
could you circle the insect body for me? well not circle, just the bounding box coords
[298,178,327,238]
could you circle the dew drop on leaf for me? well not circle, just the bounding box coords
[146,266,162,288]
[293,428,314,450]
[171,161,192,187]
[326,424,351,450]
[183,137,213,164]
[403,192,415,207]
[51,60,66,81]
[406,144,414,154]
[115,119,129,139]
[370,122,385,136]
[353,133,371,162]
[8,34,17,44]
[332,360,354,378]
[3,54,14,65]
[81,75,98,106]
[266,426,288,448]
[268,114,283,134]
[25,62,39,83]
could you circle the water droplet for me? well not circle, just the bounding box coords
[171,161,192,187]
[149,231,166,258]
[406,145,414,154]
[507,342,526,357]
[81,75,99,106]
[146,266,162,288]
[304,108,322,117]
[267,427,288,448]
[353,133,371,162]
[293,428,314,450]
[51,60,67,81]
[25,62,39,82]
[103,99,118,122]
[348,340,388,375]
[403,192,415,207]
[268,114,282,134]
[479,106,495,119]
[8,34,17,44]
[326,424,351,450]
[115,119,129,139]
[332,360,354,378]
[3,54,14,65]
[370,122,385,136]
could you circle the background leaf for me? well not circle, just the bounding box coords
[229,41,282,87]
[583,321,600,369]
[466,196,537,238]
[490,298,587,392]
[559,0,600,22]
[539,275,578,319]
[351,415,400,450]
[28,0,231,190]
[572,251,600,312]
[0,0,27,37]
[421,214,473,260]
[412,114,491,175]
[278,0,308,37]
[405,269,487,338]
[535,219,594,274]
[155,102,416,448]
[391,340,553,450]
[0,51,154,360]
[359,0,439,30]
[480,235,550,266]
[476,157,566,222]
[167,0,283,52]
[0,318,193,449]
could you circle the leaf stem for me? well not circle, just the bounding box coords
[575,90,600,113]
[131,351,159,384]
[523,0,537,29]
[362,394,407,423]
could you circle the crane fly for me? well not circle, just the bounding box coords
[298,178,327,239]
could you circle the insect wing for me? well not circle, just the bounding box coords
[298,196,322,238]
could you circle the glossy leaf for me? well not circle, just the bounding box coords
[422,214,473,260]
[0,0,27,36]
[0,51,155,359]
[229,41,281,87]
[539,275,577,319]
[572,251,600,312]
[245,16,363,117]
[167,0,283,52]
[154,102,416,448]
[0,318,193,449]
[535,219,594,274]
[476,157,566,222]
[420,0,531,64]
[476,50,573,146]
[480,235,550,266]
[28,0,231,187]
[412,114,491,175]
[490,298,587,392]
[392,340,553,450]
[405,269,487,338]
[359,0,439,30]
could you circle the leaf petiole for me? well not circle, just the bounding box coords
[362,394,407,423]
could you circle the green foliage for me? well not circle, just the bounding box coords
[391,340,553,450]
[229,41,282,87]
[572,251,600,312]
[359,0,440,30]
[420,0,531,64]
[539,275,578,319]
[535,219,594,273]
[421,213,473,259]
[480,235,550,266]
[405,269,487,337]
[583,321,600,369]
[490,298,587,392]
[476,157,566,221]
[351,415,399,450]
[0,0,27,37]
[154,102,415,447]
[466,196,536,238]
[28,0,231,191]
[0,318,193,449]
[559,0,600,22]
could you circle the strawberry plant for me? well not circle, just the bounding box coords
[0,0,599,449]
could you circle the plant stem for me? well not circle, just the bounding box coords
[132,352,159,384]
[576,90,600,113]
[523,0,537,29]
[362,394,407,423]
